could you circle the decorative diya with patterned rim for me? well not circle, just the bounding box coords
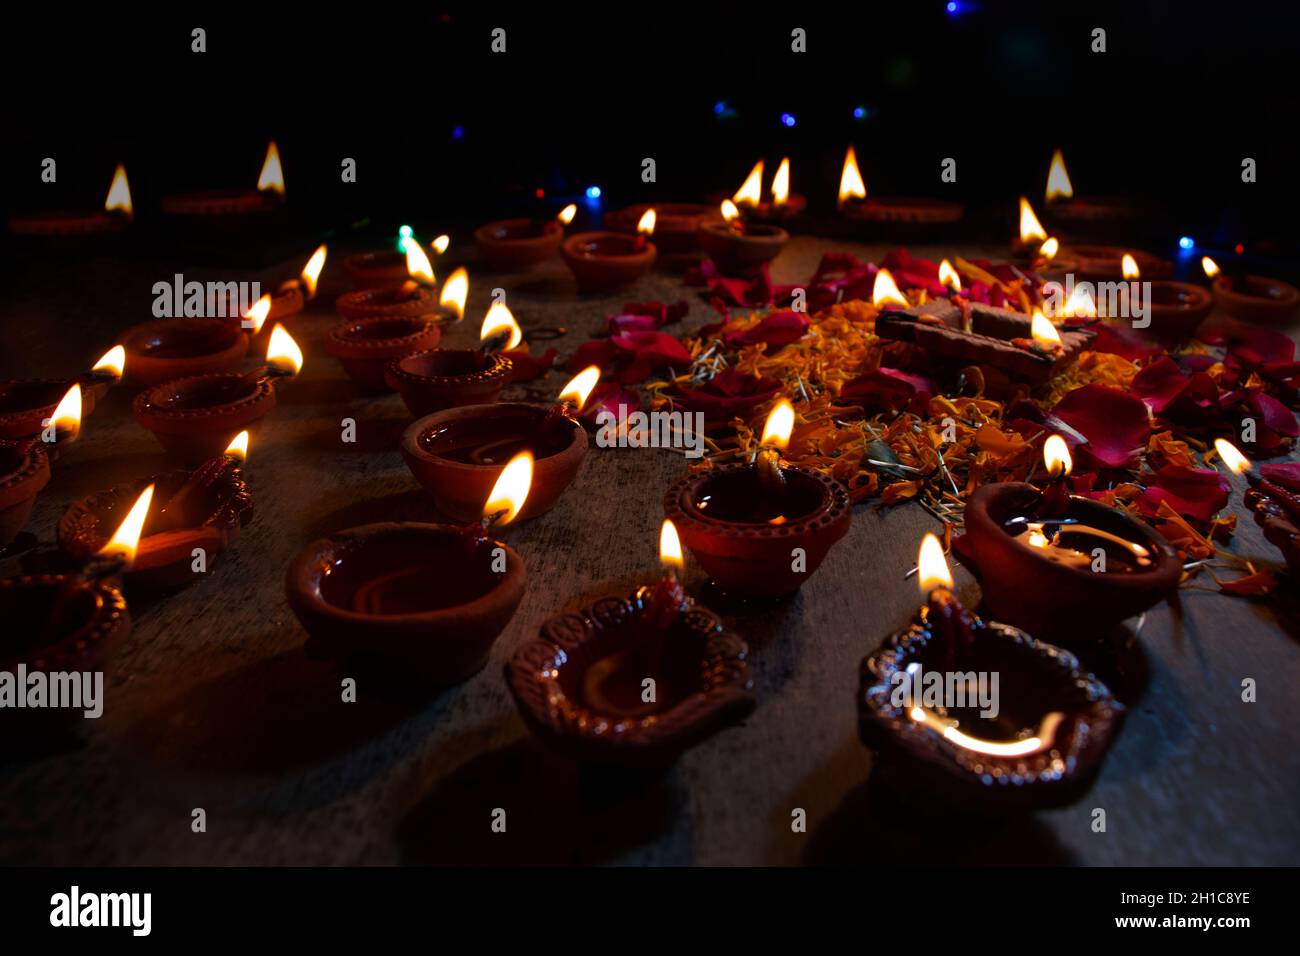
[286,457,533,688]
[859,536,1124,813]
[58,432,254,592]
[561,212,658,291]
[385,349,513,417]
[664,401,851,600]
[118,318,250,387]
[507,520,755,769]
[697,201,789,274]
[0,347,122,443]
[0,440,50,549]
[1207,261,1299,325]
[160,140,285,221]
[475,210,568,271]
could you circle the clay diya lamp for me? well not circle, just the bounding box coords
[161,140,285,223]
[1216,440,1300,577]
[1210,269,1299,325]
[385,349,512,417]
[399,367,597,522]
[58,433,254,592]
[133,324,302,463]
[0,440,50,549]
[1069,245,1172,282]
[253,244,328,325]
[858,533,1124,814]
[1142,280,1213,343]
[7,163,132,239]
[960,437,1181,646]
[475,210,567,272]
[118,318,250,388]
[836,148,961,230]
[561,212,658,291]
[606,203,719,257]
[286,459,533,688]
[0,345,121,445]
[697,201,788,275]
[664,401,850,600]
[725,158,807,226]
[508,520,754,769]
[1041,150,1136,231]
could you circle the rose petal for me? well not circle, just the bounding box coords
[1052,384,1151,469]
[504,347,557,382]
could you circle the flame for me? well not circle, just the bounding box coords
[480,302,522,350]
[243,294,272,334]
[1214,439,1251,475]
[909,705,1065,757]
[660,518,683,570]
[558,366,600,411]
[1019,197,1047,243]
[440,267,469,321]
[1121,253,1140,280]
[838,146,866,204]
[49,383,82,438]
[771,157,790,205]
[431,234,450,254]
[636,208,657,235]
[1062,284,1096,318]
[720,199,741,223]
[872,268,908,309]
[300,245,327,297]
[1040,237,1059,260]
[257,140,285,195]
[1202,256,1220,279]
[917,533,953,595]
[1031,308,1063,349]
[556,204,577,225]
[91,345,125,381]
[938,259,961,293]
[266,324,303,375]
[760,398,795,450]
[105,163,132,216]
[1045,148,1074,202]
[224,430,250,462]
[483,451,533,526]
[98,484,154,568]
[733,160,764,206]
[405,241,435,285]
[1043,434,1072,477]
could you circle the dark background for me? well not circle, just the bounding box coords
[1,1,1298,258]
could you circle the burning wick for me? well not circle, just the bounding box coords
[838,145,866,208]
[82,483,155,581]
[938,259,962,296]
[1039,237,1060,262]
[1029,308,1064,355]
[634,208,656,250]
[399,238,437,297]
[1217,439,1300,526]
[478,301,522,355]
[1037,434,1073,517]
[645,518,689,628]
[156,431,250,532]
[557,204,577,227]
[85,345,126,388]
[916,533,978,661]
[1018,196,1047,247]
[43,384,83,447]
[431,234,451,255]
[463,451,533,549]
[542,365,600,433]
[292,244,328,300]
[237,324,304,390]
[720,199,745,235]
[755,399,795,503]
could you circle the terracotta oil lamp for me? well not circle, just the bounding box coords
[960,437,1181,642]
[119,318,250,387]
[328,248,460,391]
[858,534,1124,813]
[133,324,302,463]
[58,431,254,592]
[727,158,807,225]
[0,440,50,549]
[160,140,285,221]
[561,209,658,291]
[507,518,755,769]
[664,400,851,600]
[7,163,133,238]
[1202,257,1299,325]
[344,232,448,289]
[606,203,719,257]
[0,382,86,464]
[475,205,572,271]
[836,147,962,229]
[1008,201,1081,277]
[1143,278,1213,343]
[285,452,532,688]
[1041,150,1135,231]
[255,244,328,327]
[1070,244,1172,282]
[697,200,789,275]
[0,345,121,442]
[400,366,597,522]
[1216,440,1300,578]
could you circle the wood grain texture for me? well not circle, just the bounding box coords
[1,238,1297,866]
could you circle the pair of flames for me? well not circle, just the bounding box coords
[733,159,791,206]
[242,245,330,334]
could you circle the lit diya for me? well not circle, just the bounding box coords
[250,244,328,328]
[161,140,285,219]
[1126,255,1212,343]
[1041,148,1136,229]
[1203,256,1299,326]
[858,534,1124,813]
[960,436,1181,641]
[7,163,133,238]
[328,244,459,391]
[1069,244,1171,282]
[400,366,597,521]
[0,486,150,741]
[727,157,806,224]
[561,209,657,290]
[507,518,755,769]
[133,324,302,463]
[286,452,532,688]
[1216,440,1300,579]
[606,203,719,258]
[697,200,789,275]
[344,229,450,289]
[118,317,250,388]
[664,399,851,600]
[58,432,254,592]
[0,344,122,442]
[476,204,573,272]
[836,146,963,228]
[1011,200,1080,277]
[0,439,50,549]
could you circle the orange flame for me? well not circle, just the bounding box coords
[558,366,600,411]
[405,241,435,285]
[872,268,908,309]
[838,146,866,205]
[1062,284,1096,318]
[440,267,469,321]
[480,302,522,350]
[917,533,953,595]
[49,383,82,439]
[771,157,790,205]
[760,398,795,450]
[720,199,741,223]
[1040,237,1059,260]
[300,245,327,298]
[243,294,272,334]
[938,259,961,293]
[266,324,303,375]
[1045,148,1073,202]
[105,163,132,216]
[660,518,683,571]
[224,430,250,462]
[483,451,533,526]
[91,345,125,382]
[733,160,764,206]
[1031,308,1063,349]
[636,208,657,235]
[1043,434,1072,477]
[1202,256,1220,279]
[431,234,450,254]
[1214,439,1251,475]
[98,484,154,568]
[257,140,285,195]
[1019,197,1047,243]
[557,204,577,225]
[1121,253,1140,280]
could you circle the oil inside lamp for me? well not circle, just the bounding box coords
[105,163,133,219]
[1018,196,1048,246]
[257,140,285,198]
[1045,148,1073,203]
[439,267,469,321]
[938,259,961,294]
[838,145,867,207]
[479,301,523,354]
[872,268,909,309]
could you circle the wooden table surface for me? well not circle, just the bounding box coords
[2,236,1297,866]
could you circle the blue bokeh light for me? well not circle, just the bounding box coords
[946,1,959,13]
[585,186,602,200]
[451,125,465,140]
[853,106,867,120]
[780,112,797,128]
[1178,236,1194,251]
